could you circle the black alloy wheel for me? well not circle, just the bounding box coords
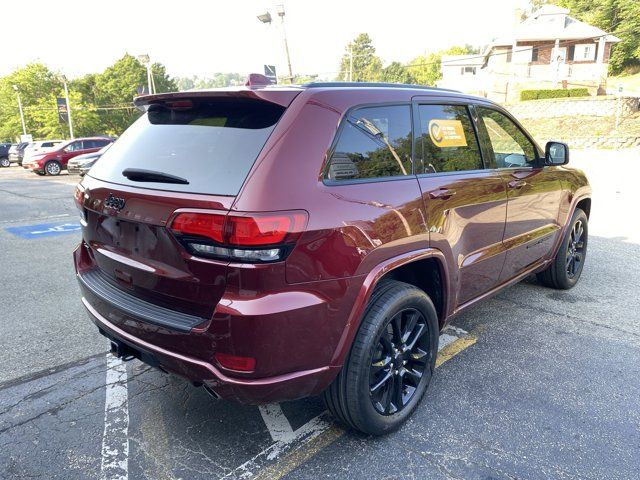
[566,218,585,279]
[369,308,429,415]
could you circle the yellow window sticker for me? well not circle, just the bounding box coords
[428,119,467,148]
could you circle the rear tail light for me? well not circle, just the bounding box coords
[74,185,86,224]
[169,210,307,263]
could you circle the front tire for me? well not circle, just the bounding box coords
[45,161,62,176]
[0,158,9,168]
[537,208,588,289]
[323,280,439,435]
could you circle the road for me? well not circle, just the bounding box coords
[1,150,639,479]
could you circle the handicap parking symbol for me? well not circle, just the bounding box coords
[5,221,82,239]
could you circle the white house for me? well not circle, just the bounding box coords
[440,5,620,101]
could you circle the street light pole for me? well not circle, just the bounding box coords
[60,75,74,139]
[349,44,353,82]
[276,5,294,83]
[137,54,154,94]
[12,85,27,136]
[257,7,294,83]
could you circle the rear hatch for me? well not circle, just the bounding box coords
[78,90,298,334]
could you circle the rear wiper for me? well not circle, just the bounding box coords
[122,168,189,185]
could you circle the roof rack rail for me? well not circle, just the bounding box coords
[301,82,461,93]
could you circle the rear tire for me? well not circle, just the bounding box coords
[0,157,9,168]
[45,161,62,176]
[323,280,439,435]
[537,208,588,289]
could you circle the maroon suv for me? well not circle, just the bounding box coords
[73,81,591,435]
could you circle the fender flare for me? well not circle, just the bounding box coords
[329,248,449,367]
[550,192,591,260]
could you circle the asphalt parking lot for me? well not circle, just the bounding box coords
[1,151,639,479]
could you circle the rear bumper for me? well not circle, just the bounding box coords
[82,297,339,403]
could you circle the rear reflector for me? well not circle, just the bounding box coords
[214,352,256,372]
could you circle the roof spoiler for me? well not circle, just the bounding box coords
[133,88,301,111]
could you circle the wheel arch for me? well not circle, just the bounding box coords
[549,193,591,261]
[329,248,450,368]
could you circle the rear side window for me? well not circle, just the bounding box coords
[326,105,412,181]
[89,98,285,195]
[416,104,482,174]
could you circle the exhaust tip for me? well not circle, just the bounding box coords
[203,384,221,400]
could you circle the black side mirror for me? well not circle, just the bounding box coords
[545,141,569,166]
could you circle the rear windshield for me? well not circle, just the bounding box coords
[89,98,285,196]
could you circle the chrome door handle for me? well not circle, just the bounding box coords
[508,180,527,189]
[429,188,456,200]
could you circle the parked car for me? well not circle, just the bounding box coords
[24,137,113,175]
[73,81,591,435]
[22,140,64,164]
[0,143,14,167]
[8,142,29,166]
[67,144,111,176]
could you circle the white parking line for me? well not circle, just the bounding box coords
[259,404,295,442]
[244,327,470,478]
[101,354,129,480]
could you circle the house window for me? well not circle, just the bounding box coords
[532,47,539,62]
[574,43,596,61]
[506,48,512,63]
[463,66,476,75]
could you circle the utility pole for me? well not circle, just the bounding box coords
[60,75,74,139]
[12,85,27,136]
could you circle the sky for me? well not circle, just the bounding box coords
[2,0,531,80]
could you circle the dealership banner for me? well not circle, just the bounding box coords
[57,98,68,123]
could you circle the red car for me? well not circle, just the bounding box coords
[25,137,113,175]
[74,79,591,435]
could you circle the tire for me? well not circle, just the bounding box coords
[323,280,439,435]
[0,157,9,168]
[537,208,588,290]
[45,161,62,176]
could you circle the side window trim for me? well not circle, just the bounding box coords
[472,103,543,170]
[322,102,415,185]
[411,100,485,177]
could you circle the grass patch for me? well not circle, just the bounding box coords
[520,113,640,145]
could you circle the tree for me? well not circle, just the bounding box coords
[406,53,442,86]
[86,54,177,136]
[380,62,416,84]
[176,73,244,90]
[408,45,479,86]
[554,0,640,74]
[337,33,383,82]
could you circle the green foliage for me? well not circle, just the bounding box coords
[0,55,177,141]
[555,0,640,74]
[520,88,590,100]
[338,33,383,82]
[176,73,244,90]
[569,88,590,97]
[407,45,479,86]
[380,62,416,84]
